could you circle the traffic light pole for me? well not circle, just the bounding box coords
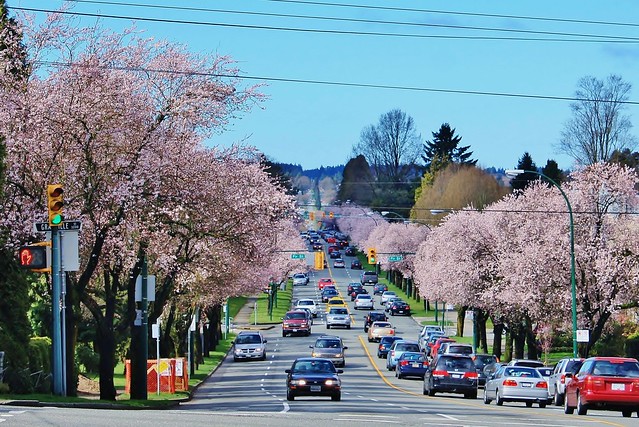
[51,226,64,395]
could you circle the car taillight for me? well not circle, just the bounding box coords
[432,370,449,378]
[389,330,395,335]
[405,305,410,310]
[400,361,409,366]
[560,374,566,384]
[464,371,478,379]
[536,381,548,389]
[503,379,518,387]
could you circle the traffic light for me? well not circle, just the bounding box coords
[47,184,64,226]
[309,212,315,221]
[329,212,334,219]
[18,242,51,272]
[367,248,377,264]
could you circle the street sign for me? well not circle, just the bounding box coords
[34,220,82,232]
[388,255,404,262]
[291,253,306,259]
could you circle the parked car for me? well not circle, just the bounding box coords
[483,365,549,408]
[386,340,420,371]
[564,356,639,417]
[292,272,309,286]
[354,294,374,310]
[396,352,428,379]
[537,366,554,403]
[350,259,363,269]
[430,337,456,360]
[507,359,545,368]
[388,300,411,316]
[281,310,312,337]
[317,278,334,290]
[326,307,351,329]
[548,357,584,406]
[380,291,397,305]
[472,354,499,387]
[333,258,345,268]
[294,298,318,317]
[373,283,388,295]
[367,321,395,342]
[360,270,378,285]
[363,311,388,332]
[439,343,473,357]
[285,357,343,401]
[423,354,478,398]
[377,336,403,359]
[310,335,348,368]
[232,331,267,362]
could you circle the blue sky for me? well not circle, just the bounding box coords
[13,0,639,171]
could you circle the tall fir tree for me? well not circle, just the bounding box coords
[422,123,477,170]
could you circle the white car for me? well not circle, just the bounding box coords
[354,294,374,310]
[294,298,318,317]
[380,291,397,305]
[326,307,351,329]
[292,273,309,286]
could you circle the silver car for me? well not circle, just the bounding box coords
[310,335,348,367]
[354,294,374,310]
[326,307,351,329]
[233,331,267,362]
[292,273,309,286]
[483,366,549,408]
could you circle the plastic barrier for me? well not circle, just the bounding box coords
[125,357,188,394]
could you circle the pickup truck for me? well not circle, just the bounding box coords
[360,270,378,285]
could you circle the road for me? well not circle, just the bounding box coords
[1,250,637,426]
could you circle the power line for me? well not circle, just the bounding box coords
[11,5,639,44]
[56,0,639,42]
[37,60,639,106]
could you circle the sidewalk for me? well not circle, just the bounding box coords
[231,296,276,331]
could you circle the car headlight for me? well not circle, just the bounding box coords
[335,353,343,358]
[325,379,338,386]
[234,349,242,355]
[312,352,319,357]
[291,379,307,386]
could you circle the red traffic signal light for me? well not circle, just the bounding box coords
[18,245,48,270]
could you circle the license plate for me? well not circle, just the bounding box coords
[612,383,625,391]
[292,329,298,332]
[398,310,404,313]
[452,374,462,379]
[521,382,532,388]
[310,385,321,392]
[412,363,421,368]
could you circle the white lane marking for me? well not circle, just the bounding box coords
[333,419,401,424]
[370,398,379,401]
[280,402,290,413]
[437,413,459,420]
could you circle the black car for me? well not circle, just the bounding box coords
[472,354,499,387]
[364,311,388,332]
[285,357,343,401]
[350,259,362,269]
[373,283,388,295]
[312,242,323,251]
[329,250,342,259]
[345,246,357,256]
[423,355,478,399]
[321,288,339,303]
[350,286,368,301]
[389,300,411,316]
[377,336,403,358]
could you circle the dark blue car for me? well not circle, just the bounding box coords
[377,336,403,359]
[395,352,428,379]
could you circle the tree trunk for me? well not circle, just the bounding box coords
[513,325,526,359]
[457,307,466,337]
[477,310,488,354]
[96,321,117,401]
[525,320,539,360]
[493,322,504,360]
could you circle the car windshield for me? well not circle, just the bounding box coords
[285,312,306,320]
[438,357,473,371]
[315,339,341,349]
[592,361,639,377]
[236,334,261,344]
[294,274,305,278]
[293,360,336,373]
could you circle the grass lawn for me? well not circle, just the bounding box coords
[250,281,293,324]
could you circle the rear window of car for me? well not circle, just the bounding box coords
[357,295,371,299]
[397,343,420,352]
[592,361,639,377]
[474,355,497,367]
[448,345,473,354]
[565,360,583,373]
[437,357,473,371]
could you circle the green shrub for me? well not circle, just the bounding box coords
[0,382,9,394]
[76,343,100,374]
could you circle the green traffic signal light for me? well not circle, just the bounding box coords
[51,213,63,225]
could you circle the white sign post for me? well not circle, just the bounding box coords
[152,322,160,395]
[576,329,590,343]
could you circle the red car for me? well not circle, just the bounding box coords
[318,278,334,290]
[564,356,639,418]
[281,310,312,337]
[430,337,456,360]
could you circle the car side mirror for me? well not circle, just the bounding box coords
[343,346,348,350]
[263,339,267,343]
[309,345,314,349]
[285,369,291,374]
[337,369,344,374]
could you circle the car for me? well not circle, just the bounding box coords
[424,334,450,357]
[345,246,357,256]
[430,338,456,360]
[292,272,309,286]
[337,240,349,248]
[333,258,345,268]
[294,298,319,318]
[354,294,374,310]
[418,325,444,339]
[318,278,334,290]
[296,307,314,325]
[507,359,545,368]
[472,354,500,387]
[564,356,639,417]
[347,282,363,295]
[396,352,428,379]
[439,343,473,357]
[350,259,362,269]
[373,283,388,295]
[378,336,403,359]
[424,354,479,398]
[548,357,584,406]
[363,311,388,332]
[327,245,340,254]
[367,321,395,342]
[285,357,343,401]
[386,339,420,371]
[537,366,554,402]
[360,270,378,284]
[388,300,411,316]
[349,285,368,300]
[321,288,339,303]
[384,297,403,312]
[310,335,348,368]
[419,330,446,353]
[312,242,323,251]
[281,310,312,337]
[326,307,351,329]
[329,250,342,259]
[325,297,347,312]
[232,331,267,362]
[484,365,549,408]
[380,291,397,305]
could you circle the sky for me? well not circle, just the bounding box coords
[11,0,639,171]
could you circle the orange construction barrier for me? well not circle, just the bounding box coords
[125,357,188,394]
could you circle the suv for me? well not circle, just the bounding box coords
[282,310,312,337]
[363,311,388,332]
[326,307,351,329]
[423,354,478,398]
[548,357,584,405]
[439,343,473,357]
[360,270,378,285]
[310,335,348,367]
[233,331,267,362]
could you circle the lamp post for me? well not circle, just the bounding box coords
[506,169,578,358]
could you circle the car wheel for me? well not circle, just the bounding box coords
[576,392,588,415]
[465,391,477,399]
[347,325,351,329]
[331,392,341,401]
[261,353,267,361]
[233,357,239,362]
[483,391,491,404]
[539,402,546,409]
[525,402,533,408]
[326,324,331,329]
[282,332,286,337]
[564,393,574,414]
[622,410,632,418]
[286,389,295,401]
[396,370,402,379]
[368,337,372,342]
[553,390,564,406]
[496,389,504,406]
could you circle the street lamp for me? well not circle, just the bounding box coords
[506,169,578,358]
